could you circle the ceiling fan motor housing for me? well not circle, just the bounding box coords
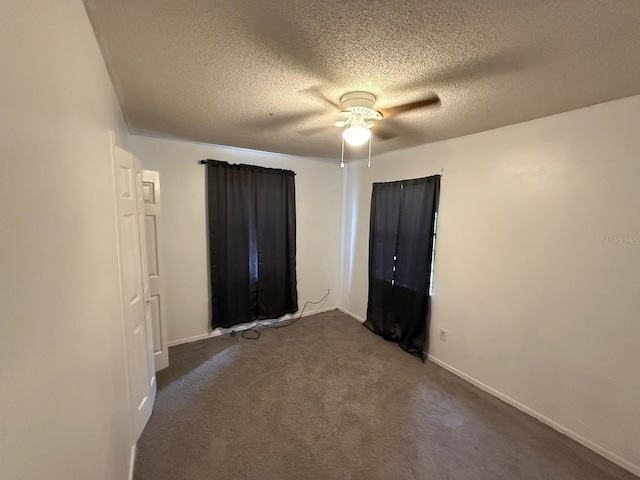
[340,91,377,111]
[339,91,383,128]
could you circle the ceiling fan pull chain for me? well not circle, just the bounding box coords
[340,136,345,168]
[368,136,372,168]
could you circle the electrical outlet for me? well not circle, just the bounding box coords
[440,328,447,341]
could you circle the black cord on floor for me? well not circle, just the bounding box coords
[241,329,260,340]
[241,289,330,339]
[265,289,330,329]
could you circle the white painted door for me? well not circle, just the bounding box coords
[113,145,156,442]
[141,169,169,371]
[135,159,159,381]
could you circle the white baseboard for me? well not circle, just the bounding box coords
[168,331,211,347]
[427,355,640,477]
[337,306,365,323]
[168,306,338,347]
[128,443,136,480]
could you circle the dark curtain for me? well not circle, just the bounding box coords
[204,160,297,329]
[364,175,440,360]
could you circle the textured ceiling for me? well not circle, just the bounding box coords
[84,0,640,159]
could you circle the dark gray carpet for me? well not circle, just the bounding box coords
[134,310,636,480]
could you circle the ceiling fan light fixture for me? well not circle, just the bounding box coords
[342,125,371,147]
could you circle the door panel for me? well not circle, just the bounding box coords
[113,145,155,442]
[135,159,158,384]
[141,169,169,371]
[149,295,162,352]
[121,215,141,304]
[144,216,159,277]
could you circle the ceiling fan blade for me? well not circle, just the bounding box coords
[398,48,532,93]
[334,120,348,128]
[237,111,320,130]
[299,85,341,110]
[373,117,429,142]
[379,96,440,119]
[372,124,399,141]
[240,7,332,82]
[297,126,331,136]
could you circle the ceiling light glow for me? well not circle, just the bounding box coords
[343,125,371,147]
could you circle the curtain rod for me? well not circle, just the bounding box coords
[198,159,296,175]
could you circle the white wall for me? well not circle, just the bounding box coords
[340,95,640,474]
[129,136,343,344]
[0,1,132,480]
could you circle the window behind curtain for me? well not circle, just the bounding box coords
[204,160,297,329]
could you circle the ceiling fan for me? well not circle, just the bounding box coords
[331,91,440,167]
[237,89,441,166]
[334,91,440,144]
[334,92,382,147]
